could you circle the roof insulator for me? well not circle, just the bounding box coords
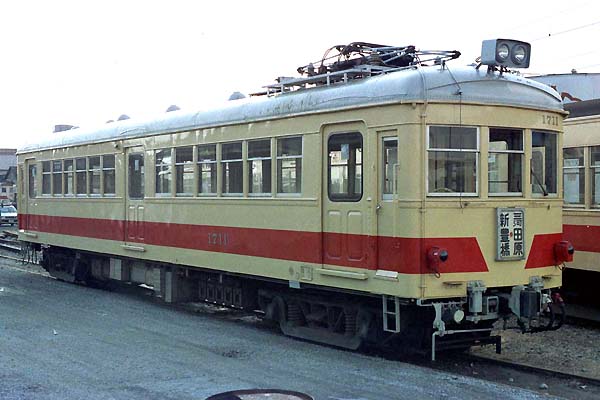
[166,105,181,112]
[118,114,130,121]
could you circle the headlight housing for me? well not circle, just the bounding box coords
[481,39,531,68]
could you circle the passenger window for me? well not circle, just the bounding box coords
[89,156,101,195]
[52,160,62,195]
[42,161,51,195]
[198,144,217,195]
[155,149,172,195]
[28,164,37,198]
[128,153,144,199]
[175,147,194,196]
[248,139,271,195]
[103,155,116,195]
[428,126,478,195]
[591,147,600,206]
[563,147,584,205]
[64,160,74,195]
[222,142,243,195]
[488,128,523,195]
[76,158,87,195]
[531,131,557,196]
[277,136,302,194]
[383,138,398,199]
[328,132,363,201]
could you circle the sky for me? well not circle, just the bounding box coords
[1,0,599,149]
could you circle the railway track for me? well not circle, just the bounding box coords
[1,241,599,398]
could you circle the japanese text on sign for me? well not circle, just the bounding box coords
[496,208,525,261]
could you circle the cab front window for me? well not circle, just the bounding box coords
[427,126,478,195]
[531,131,557,196]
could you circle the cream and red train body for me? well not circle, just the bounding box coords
[17,44,569,357]
[562,99,600,314]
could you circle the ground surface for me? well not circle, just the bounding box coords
[0,259,551,400]
[472,317,600,380]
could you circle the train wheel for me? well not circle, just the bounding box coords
[268,294,372,350]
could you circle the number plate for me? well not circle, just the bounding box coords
[496,208,526,261]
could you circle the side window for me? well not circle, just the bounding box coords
[128,153,145,199]
[175,147,194,196]
[42,161,51,195]
[531,131,557,196]
[103,155,116,195]
[248,139,271,195]
[563,147,584,206]
[328,132,363,201]
[76,158,87,195]
[383,138,398,199]
[28,164,37,198]
[277,136,302,194]
[591,146,600,206]
[221,142,243,195]
[89,156,101,195]
[52,160,63,195]
[488,128,523,195]
[64,160,74,195]
[428,126,478,195]
[155,149,172,195]
[198,144,217,195]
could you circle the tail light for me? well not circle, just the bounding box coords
[554,241,574,264]
[427,246,449,274]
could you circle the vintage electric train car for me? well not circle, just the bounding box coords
[17,40,571,358]
[562,99,600,315]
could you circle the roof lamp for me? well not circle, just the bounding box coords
[481,39,531,68]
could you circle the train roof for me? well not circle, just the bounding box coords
[564,99,600,119]
[19,65,563,154]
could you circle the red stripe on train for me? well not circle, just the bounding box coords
[20,213,555,273]
[563,224,600,253]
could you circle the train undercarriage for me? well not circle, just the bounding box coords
[35,244,565,360]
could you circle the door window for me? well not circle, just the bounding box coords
[128,153,145,199]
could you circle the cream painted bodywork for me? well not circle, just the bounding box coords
[563,113,600,273]
[18,100,564,300]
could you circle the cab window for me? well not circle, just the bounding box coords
[531,131,557,196]
[428,126,478,195]
[488,128,523,195]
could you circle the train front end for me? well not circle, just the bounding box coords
[408,40,571,356]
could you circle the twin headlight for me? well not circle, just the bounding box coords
[481,39,531,68]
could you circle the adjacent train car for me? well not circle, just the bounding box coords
[17,40,570,359]
[562,99,600,316]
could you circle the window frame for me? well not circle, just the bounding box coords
[276,135,303,196]
[75,157,87,196]
[531,130,558,198]
[63,159,75,196]
[52,160,63,196]
[382,137,398,201]
[488,128,524,197]
[28,163,37,199]
[198,143,217,196]
[88,156,102,196]
[247,139,272,197]
[175,146,194,197]
[155,148,173,197]
[426,125,480,197]
[42,161,51,196]
[327,132,363,202]
[221,141,243,196]
[590,146,600,208]
[102,154,116,196]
